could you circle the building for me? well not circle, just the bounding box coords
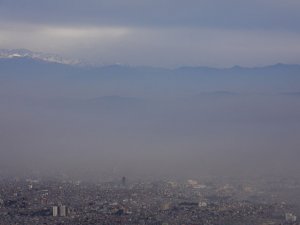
[161,203,171,211]
[198,201,208,207]
[52,206,58,217]
[122,176,126,186]
[53,205,67,217]
[285,213,297,222]
[59,205,67,217]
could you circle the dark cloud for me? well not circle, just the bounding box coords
[0,0,300,30]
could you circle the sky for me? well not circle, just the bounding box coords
[1,0,300,67]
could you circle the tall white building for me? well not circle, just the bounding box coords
[52,206,58,217]
[53,205,67,217]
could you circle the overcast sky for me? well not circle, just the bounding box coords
[1,0,300,67]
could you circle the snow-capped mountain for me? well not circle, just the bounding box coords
[0,49,81,65]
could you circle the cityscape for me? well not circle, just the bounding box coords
[1,0,300,224]
[0,175,299,224]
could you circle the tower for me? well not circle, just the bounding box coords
[122,176,126,186]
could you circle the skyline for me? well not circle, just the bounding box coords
[1,0,300,67]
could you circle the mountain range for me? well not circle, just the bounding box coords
[1,48,300,72]
[1,49,300,97]
[0,49,81,65]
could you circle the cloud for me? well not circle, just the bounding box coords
[0,0,300,30]
[0,0,300,66]
[1,22,300,67]
[41,26,129,39]
[0,23,130,58]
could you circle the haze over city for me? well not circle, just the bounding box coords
[0,1,300,224]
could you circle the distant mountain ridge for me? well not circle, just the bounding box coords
[0,49,81,66]
[1,49,300,71]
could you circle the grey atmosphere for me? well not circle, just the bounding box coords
[0,56,300,179]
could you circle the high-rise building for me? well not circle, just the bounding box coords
[53,205,67,217]
[52,206,58,217]
[59,205,67,217]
